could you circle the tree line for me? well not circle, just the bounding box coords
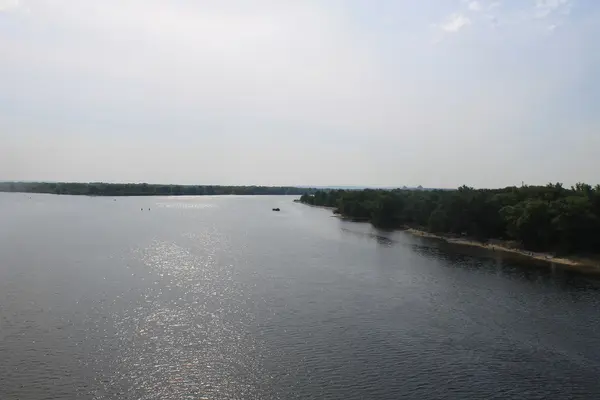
[300,183,600,255]
[0,182,315,196]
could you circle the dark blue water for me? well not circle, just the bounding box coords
[1,193,599,399]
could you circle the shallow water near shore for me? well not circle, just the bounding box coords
[1,193,600,399]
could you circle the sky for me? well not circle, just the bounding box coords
[1,0,599,188]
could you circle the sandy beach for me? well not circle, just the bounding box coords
[405,228,600,273]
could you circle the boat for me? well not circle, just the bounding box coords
[272,207,281,211]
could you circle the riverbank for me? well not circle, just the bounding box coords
[405,228,600,273]
[295,200,600,273]
[293,199,338,211]
[294,201,370,221]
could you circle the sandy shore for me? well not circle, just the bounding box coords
[405,228,600,272]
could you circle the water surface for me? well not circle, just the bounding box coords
[1,193,599,399]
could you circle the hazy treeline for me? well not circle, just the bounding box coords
[0,181,315,196]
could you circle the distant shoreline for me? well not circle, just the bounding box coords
[0,182,317,197]
[297,201,600,273]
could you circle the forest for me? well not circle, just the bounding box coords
[300,183,600,255]
[0,182,314,196]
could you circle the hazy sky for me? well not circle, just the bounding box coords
[1,0,598,188]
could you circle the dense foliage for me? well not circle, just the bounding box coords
[300,183,600,255]
[0,182,314,196]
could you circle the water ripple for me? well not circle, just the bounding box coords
[96,239,272,399]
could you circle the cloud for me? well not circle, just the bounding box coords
[468,1,482,12]
[534,0,572,19]
[440,13,471,32]
[530,0,572,33]
[1,1,388,129]
[0,0,19,12]
[486,14,500,28]
[449,0,573,32]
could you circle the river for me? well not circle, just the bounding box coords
[1,193,599,399]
